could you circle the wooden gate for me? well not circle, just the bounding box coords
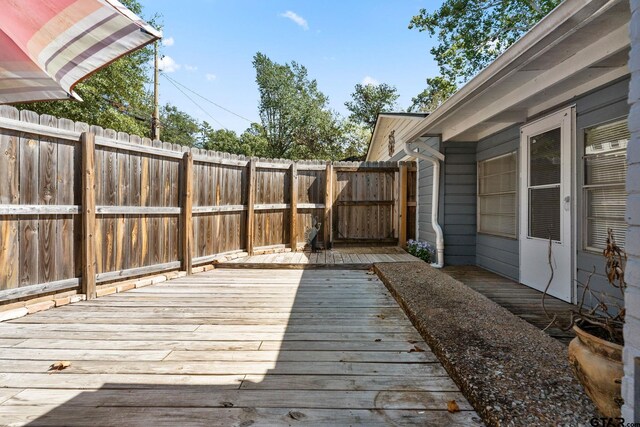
[331,163,402,245]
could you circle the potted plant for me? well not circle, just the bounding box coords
[544,228,625,417]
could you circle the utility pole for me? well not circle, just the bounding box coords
[151,40,160,141]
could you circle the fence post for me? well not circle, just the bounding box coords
[246,158,256,255]
[290,162,298,252]
[180,151,193,275]
[399,162,408,249]
[324,162,333,250]
[81,132,97,299]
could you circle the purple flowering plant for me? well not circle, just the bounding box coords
[407,239,434,263]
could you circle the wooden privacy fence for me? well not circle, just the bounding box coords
[0,106,416,303]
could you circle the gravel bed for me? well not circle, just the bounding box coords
[374,261,598,426]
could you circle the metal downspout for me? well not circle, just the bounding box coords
[404,141,445,268]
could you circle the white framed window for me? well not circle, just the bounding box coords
[583,118,628,251]
[478,152,517,238]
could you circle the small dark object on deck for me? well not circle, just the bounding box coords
[306,217,322,253]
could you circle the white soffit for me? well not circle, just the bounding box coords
[403,0,631,143]
[366,114,427,161]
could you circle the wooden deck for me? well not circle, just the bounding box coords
[220,247,418,269]
[443,266,576,344]
[0,268,479,426]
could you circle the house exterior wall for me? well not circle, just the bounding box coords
[575,77,630,309]
[475,125,521,280]
[468,78,631,287]
[442,141,477,265]
[414,78,630,278]
[623,0,639,420]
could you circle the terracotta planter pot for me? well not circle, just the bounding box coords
[568,325,623,417]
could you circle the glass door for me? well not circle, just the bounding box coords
[519,108,574,302]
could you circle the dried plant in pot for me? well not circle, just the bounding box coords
[544,228,625,417]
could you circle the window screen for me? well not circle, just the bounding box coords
[478,152,517,238]
[584,119,628,250]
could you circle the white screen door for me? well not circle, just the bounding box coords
[519,108,573,302]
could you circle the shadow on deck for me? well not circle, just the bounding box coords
[0,263,479,426]
[443,265,576,345]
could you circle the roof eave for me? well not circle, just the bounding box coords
[403,0,622,143]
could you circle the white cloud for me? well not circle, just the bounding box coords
[205,73,217,81]
[158,55,180,73]
[362,76,379,86]
[280,11,308,30]
[184,64,198,71]
[162,36,175,47]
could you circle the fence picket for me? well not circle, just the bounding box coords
[0,109,416,303]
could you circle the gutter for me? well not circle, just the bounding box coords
[402,0,620,144]
[404,141,445,268]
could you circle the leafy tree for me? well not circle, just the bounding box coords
[252,52,342,159]
[344,83,399,132]
[408,76,458,112]
[199,122,268,157]
[409,0,561,83]
[159,104,199,146]
[239,124,270,157]
[15,0,155,136]
[339,120,371,160]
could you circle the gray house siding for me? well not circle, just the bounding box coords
[470,78,630,286]
[414,77,630,293]
[442,142,477,265]
[469,78,630,287]
[417,138,443,246]
[475,125,520,281]
[575,77,630,307]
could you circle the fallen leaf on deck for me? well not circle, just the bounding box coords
[49,361,71,372]
[409,345,425,353]
[288,411,306,420]
[221,401,234,408]
[377,314,386,319]
[447,400,460,413]
[374,338,382,342]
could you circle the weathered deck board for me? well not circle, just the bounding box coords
[222,246,417,268]
[444,265,576,344]
[0,406,480,427]
[0,268,478,426]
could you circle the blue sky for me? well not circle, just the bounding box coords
[138,0,442,134]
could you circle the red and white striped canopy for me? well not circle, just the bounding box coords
[0,0,161,104]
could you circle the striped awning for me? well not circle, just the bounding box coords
[0,0,161,104]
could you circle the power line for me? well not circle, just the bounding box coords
[161,73,227,129]
[161,72,253,123]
